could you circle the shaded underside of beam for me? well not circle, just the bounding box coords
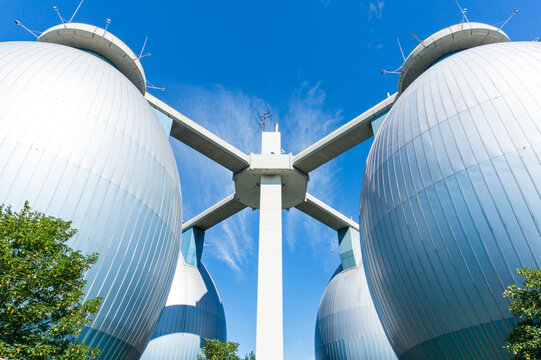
[146,93,250,173]
[182,194,247,231]
[295,193,359,232]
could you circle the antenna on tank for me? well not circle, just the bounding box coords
[138,36,151,60]
[104,18,111,32]
[381,66,402,75]
[411,33,427,48]
[460,8,469,25]
[397,37,406,62]
[69,0,85,23]
[146,80,165,92]
[14,20,40,38]
[498,9,519,30]
[382,38,406,75]
[52,6,66,26]
[453,0,469,25]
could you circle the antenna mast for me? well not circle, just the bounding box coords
[14,20,39,38]
[69,0,85,23]
[499,9,519,30]
[381,37,406,75]
[139,36,151,59]
[104,18,111,32]
[52,6,66,26]
[410,33,426,48]
[256,105,273,132]
[397,37,406,62]
[453,0,469,25]
[146,80,165,92]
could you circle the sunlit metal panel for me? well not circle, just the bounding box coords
[0,41,182,359]
[361,41,541,359]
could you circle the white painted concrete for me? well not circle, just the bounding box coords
[38,23,147,94]
[261,131,281,154]
[256,129,283,360]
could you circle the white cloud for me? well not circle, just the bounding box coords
[368,0,384,20]
[282,81,342,154]
[170,82,343,274]
[281,82,342,260]
[170,85,263,275]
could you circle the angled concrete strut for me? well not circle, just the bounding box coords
[146,93,250,173]
[292,93,397,174]
[151,91,394,360]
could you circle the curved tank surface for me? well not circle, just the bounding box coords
[140,257,227,360]
[0,41,182,359]
[361,41,541,359]
[315,265,396,360]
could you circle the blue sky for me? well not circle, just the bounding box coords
[2,0,541,358]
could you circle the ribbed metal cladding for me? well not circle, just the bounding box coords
[140,257,227,360]
[0,42,182,359]
[315,265,397,360]
[360,42,541,359]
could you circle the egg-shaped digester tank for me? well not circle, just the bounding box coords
[141,228,227,360]
[0,25,182,359]
[315,265,396,360]
[361,23,541,359]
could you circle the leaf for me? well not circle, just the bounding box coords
[0,202,102,360]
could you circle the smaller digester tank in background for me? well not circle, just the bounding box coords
[141,227,227,360]
[314,228,396,360]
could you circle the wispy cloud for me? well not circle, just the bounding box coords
[282,81,342,154]
[169,85,263,275]
[281,82,342,261]
[368,0,384,20]
[170,81,342,274]
[210,211,254,274]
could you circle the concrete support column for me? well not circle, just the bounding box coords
[338,227,361,270]
[256,174,283,360]
[180,227,205,267]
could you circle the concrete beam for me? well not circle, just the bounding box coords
[146,93,250,173]
[294,193,359,232]
[292,94,397,174]
[182,193,247,231]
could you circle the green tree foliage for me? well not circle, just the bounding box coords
[503,268,541,360]
[0,202,102,359]
[197,339,255,360]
